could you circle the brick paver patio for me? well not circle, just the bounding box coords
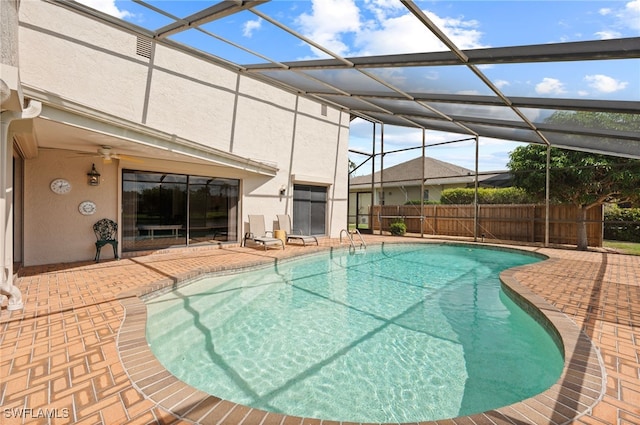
[1,236,639,424]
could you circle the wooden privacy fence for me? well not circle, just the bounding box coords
[372,204,603,247]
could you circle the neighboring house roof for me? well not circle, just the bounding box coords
[480,172,514,188]
[350,156,510,189]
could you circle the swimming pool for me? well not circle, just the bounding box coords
[145,243,563,423]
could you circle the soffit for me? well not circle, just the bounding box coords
[31,101,278,176]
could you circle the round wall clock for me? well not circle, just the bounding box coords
[78,201,97,215]
[50,178,71,194]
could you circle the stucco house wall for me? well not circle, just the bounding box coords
[23,150,120,264]
[17,1,349,266]
[374,184,445,205]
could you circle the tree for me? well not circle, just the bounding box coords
[508,144,640,250]
[544,110,640,132]
[508,111,640,250]
[348,159,357,175]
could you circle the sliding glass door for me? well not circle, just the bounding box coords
[188,177,238,244]
[122,170,239,252]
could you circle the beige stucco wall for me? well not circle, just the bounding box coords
[145,46,240,151]
[18,3,148,122]
[23,150,119,265]
[381,185,445,204]
[17,1,350,265]
[1,0,19,67]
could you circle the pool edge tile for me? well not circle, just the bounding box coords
[499,261,607,425]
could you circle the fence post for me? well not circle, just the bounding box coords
[434,204,438,234]
[530,205,536,243]
[477,204,481,241]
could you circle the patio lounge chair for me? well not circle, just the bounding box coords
[277,214,318,246]
[243,215,284,250]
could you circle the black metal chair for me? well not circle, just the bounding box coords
[93,218,118,262]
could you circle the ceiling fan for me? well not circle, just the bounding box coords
[76,145,143,163]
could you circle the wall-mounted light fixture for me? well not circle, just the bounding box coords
[87,163,101,186]
[279,185,286,196]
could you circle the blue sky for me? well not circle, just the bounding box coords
[80,0,639,173]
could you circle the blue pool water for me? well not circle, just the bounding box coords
[145,243,564,423]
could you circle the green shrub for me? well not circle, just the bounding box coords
[440,187,533,204]
[440,188,474,204]
[604,205,640,242]
[389,219,407,236]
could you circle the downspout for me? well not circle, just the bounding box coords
[0,99,42,310]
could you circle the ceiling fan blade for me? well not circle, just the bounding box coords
[66,146,144,163]
[68,152,101,159]
[115,154,144,163]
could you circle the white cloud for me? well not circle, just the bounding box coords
[75,0,132,19]
[584,74,628,93]
[363,0,406,22]
[296,0,487,58]
[355,10,486,56]
[595,30,622,39]
[356,13,441,55]
[243,19,262,38]
[296,0,362,56]
[423,71,439,81]
[593,1,639,42]
[535,78,567,95]
[494,80,510,89]
[619,0,640,31]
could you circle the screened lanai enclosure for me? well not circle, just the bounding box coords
[52,0,640,248]
[29,0,640,248]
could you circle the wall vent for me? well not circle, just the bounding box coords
[136,36,152,59]
[321,104,328,116]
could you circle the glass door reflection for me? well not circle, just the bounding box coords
[188,177,238,244]
[122,170,239,252]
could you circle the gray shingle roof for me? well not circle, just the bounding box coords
[350,156,476,188]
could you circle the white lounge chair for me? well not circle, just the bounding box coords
[277,214,318,246]
[243,215,284,250]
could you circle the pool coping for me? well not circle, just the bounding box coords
[116,242,606,425]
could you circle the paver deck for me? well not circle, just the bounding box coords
[1,236,639,424]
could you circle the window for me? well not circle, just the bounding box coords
[122,170,238,251]
[292,184,326,236]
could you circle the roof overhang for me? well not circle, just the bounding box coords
[23,87,278,176]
